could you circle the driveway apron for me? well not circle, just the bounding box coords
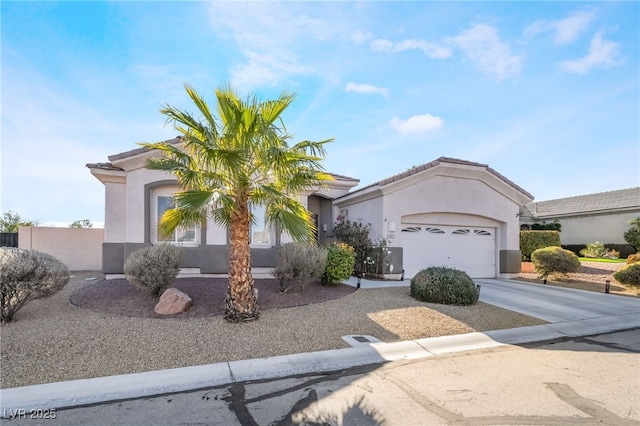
[476,279,640,322]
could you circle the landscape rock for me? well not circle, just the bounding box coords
[154,288,192,315]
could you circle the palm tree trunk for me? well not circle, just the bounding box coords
[225,200,259,322]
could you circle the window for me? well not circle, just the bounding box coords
[251,204,270,245]
[401,226,422,233]
[152,189,198,245]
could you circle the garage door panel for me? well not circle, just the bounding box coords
[401,224,496,279]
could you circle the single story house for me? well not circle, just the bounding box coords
[519,187,640,246]
[88,141,533,279]
[87,137,359,275]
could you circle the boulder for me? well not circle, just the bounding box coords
[154,288,192,315]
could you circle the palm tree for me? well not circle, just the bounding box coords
[141,84,333,322]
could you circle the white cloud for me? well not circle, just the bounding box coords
[448,24,523,81]
[345,82,389,98]
[560,31,621,74]
[208,2,337,89]
[389,114,444,135]
[370,38,451,59]
[352,30,373,44]
[370,38,394,52]
[525,10,595,44]
[393,39,452,59]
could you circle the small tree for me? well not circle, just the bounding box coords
[624,217,640,251]
[0,211,38,232]
[333,219,372,275]
[69,219,93,228]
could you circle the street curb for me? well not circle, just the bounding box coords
[2,316,639,412]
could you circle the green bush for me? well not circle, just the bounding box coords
[333,219,372,275]
[613,262,640,287]
[623,217,640,251]
[564,243,636,259]
[124,244,182,297]
[272,242,328,292]
[580,241,606,258]
[531,221,561,231]
[410,266,479,306]
[531,246,580,279]
[520,231,561,261]
[0,247,70,323]
[322,242,355,285]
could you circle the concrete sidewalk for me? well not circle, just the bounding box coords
[2,278,639,413]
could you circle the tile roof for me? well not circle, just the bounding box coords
[524,187,640,218]
[89,136,358,183]
[107,136,182,161]
[338,157,533,199]
[85,162,124,172]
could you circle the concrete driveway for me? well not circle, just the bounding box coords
[476,279,640,322]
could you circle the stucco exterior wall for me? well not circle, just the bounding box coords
[381,175,521,250]
[554,211,639,245]
[335,196,385,239]
[104,181,126,243]
[19,226,104,271]
[125,168,174,243]
[333,165,530,277]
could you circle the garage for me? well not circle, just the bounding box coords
[332,157,532,279]
[401,224,496,279]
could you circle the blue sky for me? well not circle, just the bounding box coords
[2,1,638,226]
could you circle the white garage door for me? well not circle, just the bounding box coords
[401,225,496,279]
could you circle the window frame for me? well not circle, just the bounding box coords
[151,188,200,247]
[250,203,272,246]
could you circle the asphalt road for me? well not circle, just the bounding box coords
[3,328,639,426]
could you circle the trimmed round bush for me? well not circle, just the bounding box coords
[0,247,70,323]
[531,246,580,279]
[124,244,182,297]
[410,266,479,305]
[613,262,640,288]
[321,242,355,285]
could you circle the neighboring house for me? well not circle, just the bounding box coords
[519,187,640,246]
[88,142,533,279]
[87,137,359,275]
[333,158,533,279]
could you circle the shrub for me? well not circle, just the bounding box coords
[613,262,640,287]
[322,242,355,285]
[124,244,182,297]
[531,246,580,280]
[365,238,393,277]
[531,221,561,231]
[520,231,561,261]
[605,244,636,259]
[623,217,640,251]
[333,219,372,275]
[272,243,328,292]
[564,243,635,259]
[410,266,479,305]
[627,253,640,264]
[0,247,70,323]
[580,241,606,258]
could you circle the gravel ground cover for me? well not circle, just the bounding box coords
[1,273,545,389]
[519,261,638,296]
